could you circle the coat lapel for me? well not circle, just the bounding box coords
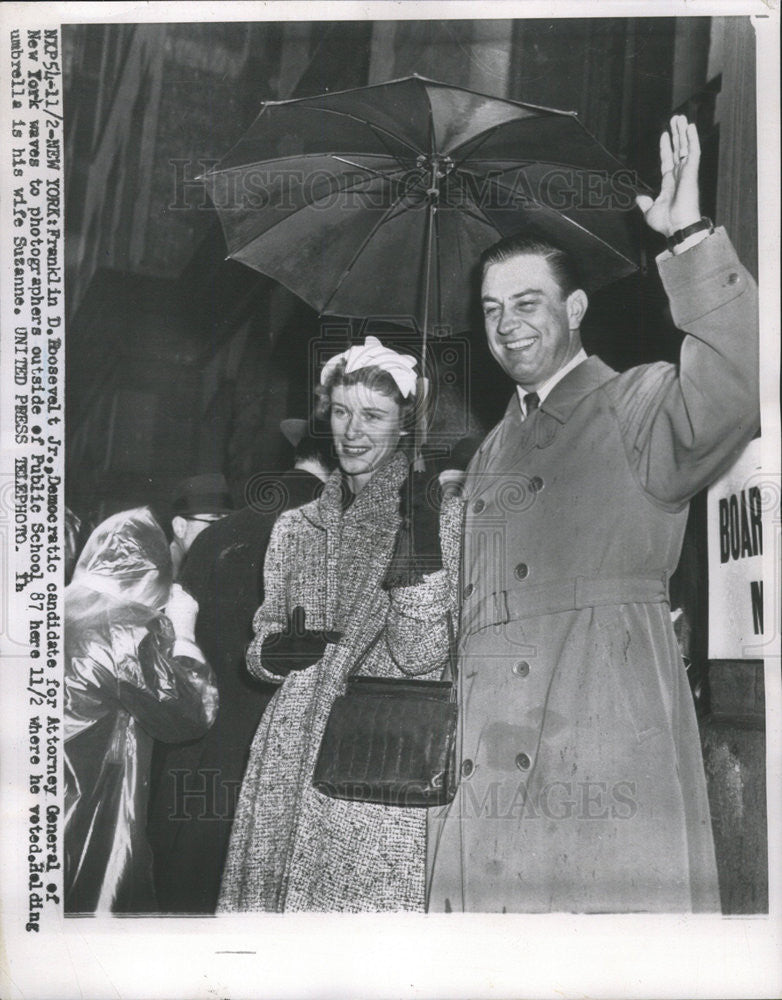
[469,356,618,492]
[298,472,340,621]
[539,355,617,424]
[309,454,408,636]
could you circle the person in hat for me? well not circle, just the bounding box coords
[218,338,463,913]
[147,423,335,913]
[64,507,217,913]
[168,472,234,579]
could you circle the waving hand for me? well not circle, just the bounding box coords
[636,115,702,237]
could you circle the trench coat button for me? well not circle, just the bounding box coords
[514,562,529,580]
[515,752,531,771]
[727,272,739,284]
[461,758,474,778]
[473,499,486,513]
[529,476,544,494]
[512,660,530,677]
[463,583,474,599]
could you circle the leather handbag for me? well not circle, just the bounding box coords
[312,613,458,807]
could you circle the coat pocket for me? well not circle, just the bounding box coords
[595,606,665,744]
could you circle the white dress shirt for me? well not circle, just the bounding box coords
[516,347,588,418]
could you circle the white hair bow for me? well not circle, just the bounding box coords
[320,336,419,399]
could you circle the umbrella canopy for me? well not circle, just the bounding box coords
[203,75,647,337]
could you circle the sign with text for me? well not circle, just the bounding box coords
[707,437,767,659]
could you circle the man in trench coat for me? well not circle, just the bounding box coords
[426,117,759,912]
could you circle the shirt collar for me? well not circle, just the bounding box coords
[516,348,588,417]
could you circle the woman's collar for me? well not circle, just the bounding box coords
[318,451,409,522]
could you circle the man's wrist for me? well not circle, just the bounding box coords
[666,216,714,253]
[671,229,711,255]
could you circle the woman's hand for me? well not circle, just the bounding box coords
[260,605,342,677]
[383,472,443,589]
[635,115,702,237]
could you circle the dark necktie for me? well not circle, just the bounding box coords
[523,391,540,418]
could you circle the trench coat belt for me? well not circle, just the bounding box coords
[462,574,669,636]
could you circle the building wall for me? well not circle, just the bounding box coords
[64,25,165,315]
[64,22,286,517]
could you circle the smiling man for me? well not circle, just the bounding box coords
[426,117,759,913]
[481,241,589,414]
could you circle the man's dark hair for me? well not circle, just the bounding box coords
[480,234,583,297]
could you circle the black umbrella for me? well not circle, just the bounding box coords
[202,75,647,347]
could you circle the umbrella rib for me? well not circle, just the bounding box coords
[450,200,500,232]
[452,164,531,215]
[330,155,402,179]
[447,110,578,167]
[221,166,415,257]
[447,118,548,169]
[203,151,408,179]
[305,105,423,166]
[465,170,638,266]
[455,156,632,176]
[319,183,425,317]
[446,171,506,233]
[455,164,636,222]
[449,114,636,176]
[208,107,422,177]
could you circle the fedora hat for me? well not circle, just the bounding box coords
[280,418,308,448]
[171,473,234,517]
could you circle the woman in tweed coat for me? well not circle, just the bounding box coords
[219,339,462,912]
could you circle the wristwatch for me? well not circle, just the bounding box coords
[666,216,714,253]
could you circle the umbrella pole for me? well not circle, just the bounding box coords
[415,176,438,473]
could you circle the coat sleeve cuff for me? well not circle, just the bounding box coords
[173,637,205,663]
[246,627,287,684]
[387,568,450,620]
[656,226,750,329]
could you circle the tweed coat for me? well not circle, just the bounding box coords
[218,453,462,912]
[426,229,759,913]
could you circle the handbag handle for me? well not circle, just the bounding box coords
[345,626,386,679]
[347,609,458,685]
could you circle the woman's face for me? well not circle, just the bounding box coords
[330,382,404,492]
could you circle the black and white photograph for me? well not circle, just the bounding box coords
[0,2,779,998]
